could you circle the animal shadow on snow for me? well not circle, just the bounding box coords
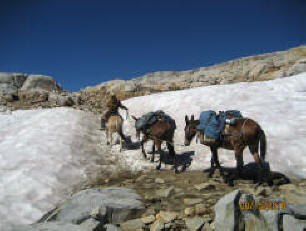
[112,135,138,150]
[203,161,290,186]
[160,150,195,172]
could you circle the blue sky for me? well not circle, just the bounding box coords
[1,0,306,91]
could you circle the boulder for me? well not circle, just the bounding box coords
[159,211,179,223]
[286,204,306,219]
[194,183,216,192]
[0,73,27,101]
[155,187,175,198]
[120,218,144,230]
[184,216,209,231]
[47,187,145,225]
[183,198,203,206]
[214,189,241,231]
[282,59,306,77]
[18,90,49,102]
[11,221,97,231]
[104,224,122,231]
[20,75,62,92]
[150,219,165,231]
[282,215,306,231]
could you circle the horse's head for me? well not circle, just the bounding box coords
[184,115,198,146]
[131,115,141,140]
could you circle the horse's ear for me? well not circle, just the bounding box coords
[131,115,138,121]
[185,115,189,124]
[191,115,194,121]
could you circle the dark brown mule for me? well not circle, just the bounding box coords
[132,116,177,172]
[184,115,269,185]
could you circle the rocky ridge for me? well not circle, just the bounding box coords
[80,45,306,113]
[1,46,306,114]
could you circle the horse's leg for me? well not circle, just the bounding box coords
[208,154,215,177]
[209,147,223,177]
[156,140,162,170]
[105,128,109,145]
[141,135,147,159]
[150,141,156,162]
[234,146,244,179]
[249,144,266,185]
[109,128,113,146]
[166,141,177,173]
[153,139,161,163]
[119,131,122,152]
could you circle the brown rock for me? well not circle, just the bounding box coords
[159,211,179,223]
[185,207,195,216]
[120,218,144,231]
[150,219,165,231]
[155,178,165,184]
[184,198,203,206]
[195,204,210,215]
[194,183,216,192]
[141,215,155,225]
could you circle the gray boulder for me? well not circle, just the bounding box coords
[286,204,306,219]
[283,215,306,231]
[104,224,122,231]
[0,72,27,101]
[10,222,89,231]
[215,190,306,231]
[47,187,144,225]
[239,194,285,231]
[214,189,241,231]
[20,75,62,92]
[282,59,306,77]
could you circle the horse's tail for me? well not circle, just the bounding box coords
[259,128,266,161]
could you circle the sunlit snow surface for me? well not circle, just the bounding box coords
[0,108,107,230]
[123,73,306,178]
[0,73,306,229]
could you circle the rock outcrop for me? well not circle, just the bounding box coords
[80,46,306,113]
[215,190,306,231]
[14,187,144,231]
[0,72,84,111]
[2,46,306,114]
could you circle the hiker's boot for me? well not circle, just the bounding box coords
[100,119,106,130]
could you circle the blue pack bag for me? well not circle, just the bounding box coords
[196,110,221,139]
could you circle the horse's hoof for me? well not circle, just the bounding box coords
[150,159,154,163]
[268,180,274,187]
[156,165,161,170]
[175,169,180,174]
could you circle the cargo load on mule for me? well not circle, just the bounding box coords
[196,110,243,140]
[135,110,176,133]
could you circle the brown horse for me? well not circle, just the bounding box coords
[184,114,269,185]
[105,115,128,152]
[132,116,177,172]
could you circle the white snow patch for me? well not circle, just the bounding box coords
[122,73,306,178]
[0,108,105,230]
